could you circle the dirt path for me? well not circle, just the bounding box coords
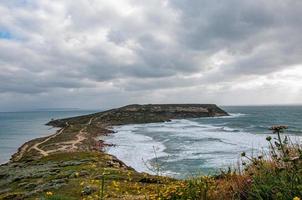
[12,144,29,161]
[67,117,94,150]
[27,118,94,157]
[29,124,67,156]
[59,127,86,151]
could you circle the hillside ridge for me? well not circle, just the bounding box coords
[47,104,228,127]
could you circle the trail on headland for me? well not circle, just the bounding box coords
[13,119,95,161]
[11,104,227,161]
[29,125,67,156]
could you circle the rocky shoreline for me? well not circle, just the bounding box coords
[0,104,228,199]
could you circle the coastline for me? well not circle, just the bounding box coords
[9,104,228,163]
[0,104,229,199]
[0,110,96,165]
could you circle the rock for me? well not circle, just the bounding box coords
[35,181,67,192]
[2,193,25,200]
[81,185,97,195]
[94,175,104,180]
[51,178,67,184]
[58,161,83,167]
[18,182,28,187]
[12,176,25,182]
[0,188,11,195]
[139,177,160,184]
[0,173,8,179]
[49,168,61,173]
[24,183,37,190]
[79,170,90,177]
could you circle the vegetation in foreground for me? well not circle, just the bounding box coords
[1,126,301,200]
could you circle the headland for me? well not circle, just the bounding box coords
[0,104,228,199]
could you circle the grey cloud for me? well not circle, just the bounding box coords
[0,0,302,110]
[182,1,302,83]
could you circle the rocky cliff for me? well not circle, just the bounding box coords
[47,104,228,127]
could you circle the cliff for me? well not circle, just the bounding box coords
[47,104,228,127]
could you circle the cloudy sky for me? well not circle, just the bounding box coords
[1,0,302,111]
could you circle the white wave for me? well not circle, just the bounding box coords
[221,126,241,132]
[211,113,246,119]
[104,125,168,174]
[103,119,302,178]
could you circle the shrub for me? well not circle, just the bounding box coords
[241,125,302,200]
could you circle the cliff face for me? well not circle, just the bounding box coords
[47,104,229,127]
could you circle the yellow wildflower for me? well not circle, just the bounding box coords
[75,172,79,177]
[112,180,119,187]
[80,181,85,186]
[293,197,301,200]
[46,191,53,196]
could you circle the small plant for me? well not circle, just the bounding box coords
[99,174,105,200]
[241,125,302,199]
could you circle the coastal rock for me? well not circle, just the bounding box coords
[47,104,228,127]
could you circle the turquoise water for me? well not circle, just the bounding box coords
[0,110,98,164]
[105,106,302,178]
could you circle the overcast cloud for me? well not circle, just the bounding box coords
[0,0,302,111]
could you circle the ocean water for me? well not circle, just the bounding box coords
[0,110,98,164]
[1,106,302,178]
[105,106,302,178]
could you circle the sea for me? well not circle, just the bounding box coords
[1,106,302,179]
[104,106,302,178]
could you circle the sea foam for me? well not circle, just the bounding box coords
[104,114,302,178]
[104,124,168,174]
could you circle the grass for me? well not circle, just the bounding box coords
[1,151,173,200]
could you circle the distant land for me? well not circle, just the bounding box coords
[32,108,83,111]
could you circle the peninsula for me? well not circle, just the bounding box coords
[0,104,228,199]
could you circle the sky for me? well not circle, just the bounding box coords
[0,0,302,111]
